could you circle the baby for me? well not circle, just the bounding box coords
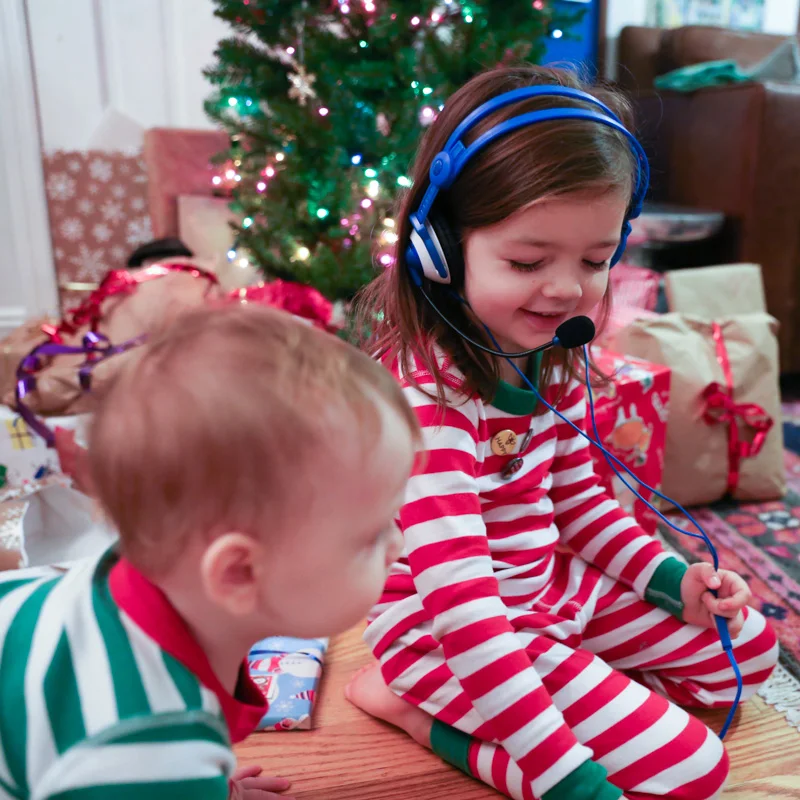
[0,303,419,799]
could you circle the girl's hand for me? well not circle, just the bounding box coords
[680,562,751,638]
[230,765,294,800]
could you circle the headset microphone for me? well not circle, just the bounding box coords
[420,283,595,358]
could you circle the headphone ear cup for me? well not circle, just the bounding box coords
[610,220,631,268]
[429,214,464,286]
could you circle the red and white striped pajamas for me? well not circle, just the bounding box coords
[365,357,778,800]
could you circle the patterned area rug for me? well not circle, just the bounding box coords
[658,407,800,727]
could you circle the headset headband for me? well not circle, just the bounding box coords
[406,85,650,284]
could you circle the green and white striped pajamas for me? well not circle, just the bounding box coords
[0,550,265,799]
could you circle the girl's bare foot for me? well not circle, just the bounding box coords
[345,662,434,749]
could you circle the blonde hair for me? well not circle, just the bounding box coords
[89,303,419,576]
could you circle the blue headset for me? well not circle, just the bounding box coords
[405,86,651,286]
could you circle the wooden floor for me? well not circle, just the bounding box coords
[236,624,800,800]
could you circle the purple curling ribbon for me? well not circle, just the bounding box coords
[15,331,147,447]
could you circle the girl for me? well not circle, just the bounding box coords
[349,65,779,800]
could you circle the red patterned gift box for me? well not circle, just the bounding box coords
[42,151,151,311]
[587,349,671,535]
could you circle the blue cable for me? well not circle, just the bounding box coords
[488,331,742,740]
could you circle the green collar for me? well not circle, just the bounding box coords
[492,352,541,416]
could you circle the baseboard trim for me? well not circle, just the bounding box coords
[0,307,28,338]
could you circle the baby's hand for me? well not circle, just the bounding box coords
[681,562,751,638]
[230,765,294,800]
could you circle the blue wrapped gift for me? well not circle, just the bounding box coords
[248,636,328,731]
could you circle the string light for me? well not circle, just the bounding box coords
[227,249,237,260]
[361,198,373,209]
[411,15,421,25]
[319,107,329,116]
[367,180,380,197]
[364,0,376,11]
[264,166,276,177]
[341,218,350,226]
[351,154,363,165]
[275,152,285,162]
[243,217,253,228]
[234,174,242,182]
[552,28,563,38]
[384,218,395,228]
[317,208,330,219]
[341,3,350,11]
[287,46,296,55]
[245,99,252,106]
[296,246,311,260]
[397,175,412,187]
[257,181,267,191]
[226,169,236,180]
[228,97,238,106]
[380,254,394,266]
[360,40,368,48]
[212,176,222,186]
[431,11,441,22]
[383,231,399,244]
[533,0,544,8]
[238,257,249,268]
[423,87,433,95]
[364,167,377,178]
[420,106,436,123]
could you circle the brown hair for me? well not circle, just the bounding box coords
[89,303,420,576]
[355,64,635,409]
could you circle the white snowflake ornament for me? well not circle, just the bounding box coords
[288,67,317,107]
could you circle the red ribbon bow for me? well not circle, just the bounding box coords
[42,262,219,343]
[702,322,773,495]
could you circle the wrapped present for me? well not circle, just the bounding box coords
[588,349,671,535]
[228,280,337,333]
[4,262,221,444]
[248,637,328,731]
[609,264,660,311]
[0,406,88,491]
[615,313,784,507]
[595,306,660,353]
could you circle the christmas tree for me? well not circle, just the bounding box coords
[205,0,584,302]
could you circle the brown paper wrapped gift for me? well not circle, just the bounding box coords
[665,264,767,317]
[614,313,784,507]
[2,264,221,416]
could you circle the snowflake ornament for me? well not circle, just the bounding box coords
[288,67,317,107]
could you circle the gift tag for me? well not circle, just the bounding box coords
[491,430,517,456]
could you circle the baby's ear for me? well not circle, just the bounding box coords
[199,532,261,616]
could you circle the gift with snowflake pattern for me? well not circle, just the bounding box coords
[42,151,152,311]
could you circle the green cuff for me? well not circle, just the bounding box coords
[645,557,688,620]
[430,718,473,777]
[543,759,622,800]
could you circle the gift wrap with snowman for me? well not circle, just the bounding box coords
[587,349,671,535]
[248,637,328,731]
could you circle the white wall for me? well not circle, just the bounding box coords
[0,0,59,334]
[605,0,800,79]
[27,0,229,152]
